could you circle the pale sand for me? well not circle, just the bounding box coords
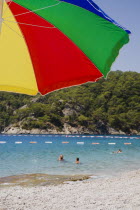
[0,170,140,210]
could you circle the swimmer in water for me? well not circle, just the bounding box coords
[113,149,122,154]
[75,157,80,164]
[58,154,64,161]
[117,149,122,153]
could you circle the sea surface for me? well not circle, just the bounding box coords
[0,134,140,178]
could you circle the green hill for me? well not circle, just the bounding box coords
[0,71,140,134]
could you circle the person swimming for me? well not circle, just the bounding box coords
[117,149,122,153]
[58,154,64,161]
[75,157,80,164]
[113,149,122,154]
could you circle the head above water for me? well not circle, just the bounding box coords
[58,154,64,161]
[75,157,80,164]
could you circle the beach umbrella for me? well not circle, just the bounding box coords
[0,0,130,95]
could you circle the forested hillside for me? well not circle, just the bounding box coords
[0,71,140,134]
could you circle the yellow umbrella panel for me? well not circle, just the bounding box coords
[0,2,38,95]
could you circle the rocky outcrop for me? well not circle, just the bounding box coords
[2,123,138,135]
[2,125,89,135]
[108,127,126,135]
[2,126,59,135]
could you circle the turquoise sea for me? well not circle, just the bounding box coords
[0,134,140,178]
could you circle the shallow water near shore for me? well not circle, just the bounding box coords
[0,173,89,187]
[0,134,140,181]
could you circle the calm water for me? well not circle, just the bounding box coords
[0,134,140,178]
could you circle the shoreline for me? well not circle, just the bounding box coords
[0,169,140,209]
[1,129,140,135]
[0,133,140,137]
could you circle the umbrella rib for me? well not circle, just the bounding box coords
[4,19,56,29]
[3,21,23,37]
[4,1,61,20]
[85,0,115,23]
[86,0,127,31]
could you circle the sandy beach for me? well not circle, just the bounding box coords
[0,170,140,210]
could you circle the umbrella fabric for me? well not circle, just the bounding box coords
[60,0,131,34]
[0,0,130,95]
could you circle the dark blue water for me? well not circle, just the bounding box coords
[0,134,140,177]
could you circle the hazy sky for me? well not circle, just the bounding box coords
[94,0,140,73]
